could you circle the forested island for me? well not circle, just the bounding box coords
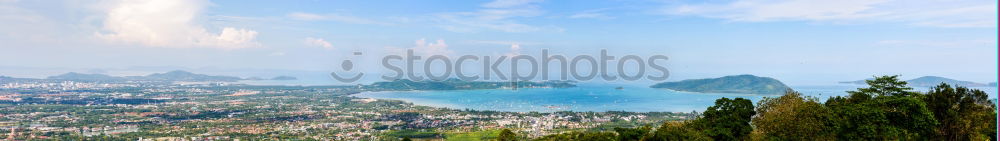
[650,74,791,95]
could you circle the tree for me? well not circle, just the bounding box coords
[613,126,650,141]
[827,75,937,140]
[870,95,938,138]
[498,128,518,141]
[533,131,616,141]
[752,90,835,140]
[923,83,997,140]
[690,97,755,140]
[644,122,711,141]
[847,75,916,98]
[401,137,412,141]
[828,103,891,140]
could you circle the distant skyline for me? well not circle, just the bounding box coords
[0,0,996,85]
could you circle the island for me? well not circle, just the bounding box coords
[270,76,298,80]
[840,76,992,87]
[138,70,243,82]
[650,74,791,95]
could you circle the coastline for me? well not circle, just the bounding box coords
[348,86,769,112]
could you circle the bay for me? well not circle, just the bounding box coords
[353,83,998,112]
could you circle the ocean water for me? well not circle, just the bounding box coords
[352,84,999,112]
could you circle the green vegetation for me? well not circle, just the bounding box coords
[826,75,938,140]
[445,130,502,141]
[650,74,790,95]
[497,129,518,141]
[534,131,617,141]
[533,75,997,141]
[924,83,997,140]
[385,130,443,139]
[688,97,755,140]
[752,91,834,140]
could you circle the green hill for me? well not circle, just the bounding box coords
[650,74,791,95]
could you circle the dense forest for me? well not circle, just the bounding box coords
[501,75,997,141]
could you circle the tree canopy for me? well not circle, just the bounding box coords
[511,75,995,141]
[690,97,755,140]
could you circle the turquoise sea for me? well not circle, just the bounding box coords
[352,83,998,112]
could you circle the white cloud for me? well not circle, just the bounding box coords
[876,39,996,47]
[95,0,260,49]
[505,43,521,56]
[569,8,614,20]
[287,12,391,25]
[387,39,454,56]
[482,0,543,8]
[466,40,540,46]
[436,0,555,32]
[664,0,997,28]
[304,37,333,49]
[569,13,613,19]
[669,0,889,21]
[413,39,452,56]
[268,52,286,56]
[287,12,326,21]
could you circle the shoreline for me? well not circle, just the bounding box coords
[350,85,999,113]
[349,87,752,113]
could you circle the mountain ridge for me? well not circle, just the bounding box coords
[840,76,992,87]
[44,70,244,82]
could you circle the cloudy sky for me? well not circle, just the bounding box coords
[0,0,996,85]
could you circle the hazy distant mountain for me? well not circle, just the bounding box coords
[139,70,242,82]
[840,76,991,87]
[0,75,37,81]
[906,76,989,87]
[990,82,997,87]
[838,79,871,85]
[47,72,124,81]
[271,76,298,80]
[42,70,244,82]
[650,74,790,95]
[0,75,18,82]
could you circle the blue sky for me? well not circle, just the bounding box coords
[0,0,996,85]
